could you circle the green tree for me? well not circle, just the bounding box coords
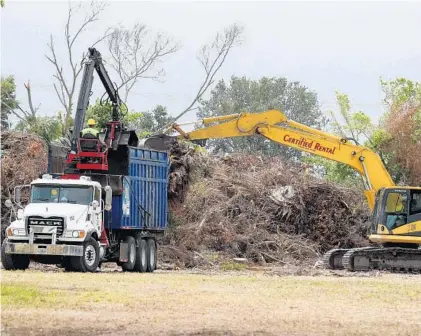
[328,91,375,145]
[0,0,4,8]
[15,116,62,142]
[125,105,171,139]
[85,100,170,138]
[197,76,325,159]
[376,78,421,185]
[381,77,421,113]
[85,99,117,130]
[303,91,377,186]
[1,76,18,129]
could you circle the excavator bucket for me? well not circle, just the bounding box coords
[140,134,208,151]
[140,134,179,151]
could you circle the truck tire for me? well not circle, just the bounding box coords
[146,238,157,273]
[133,237,148,273]
[1,239,30,270]
[122,236,136,271]
[70,237,100,272]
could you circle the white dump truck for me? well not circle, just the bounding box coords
[2,146,170,272]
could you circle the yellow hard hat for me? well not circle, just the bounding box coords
[88,119,96,126]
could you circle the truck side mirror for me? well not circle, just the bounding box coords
[104,185,112,211]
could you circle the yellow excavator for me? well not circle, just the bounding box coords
[143,109,421,272]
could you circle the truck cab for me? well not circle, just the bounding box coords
[2,174,111,272]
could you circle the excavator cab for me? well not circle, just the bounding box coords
[369,187,421,245]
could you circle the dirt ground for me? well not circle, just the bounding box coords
[1,264,420,336]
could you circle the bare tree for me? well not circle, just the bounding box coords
[45,1,112,135]
[158,23,243,132]
[107,22,180,102]
[4,80,39,124]
[23,81,40,118]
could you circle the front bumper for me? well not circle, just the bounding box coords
[4,242,83,257]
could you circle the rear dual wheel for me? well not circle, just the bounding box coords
[122,236,136,271]
[122,236,157,273]
[146,238,157,272]
[134,237,157,273]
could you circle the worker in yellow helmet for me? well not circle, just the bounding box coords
[81,119,99,138]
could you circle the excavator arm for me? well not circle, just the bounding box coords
[154,109,395,210]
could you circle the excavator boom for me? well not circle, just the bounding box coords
[150,109,394,209]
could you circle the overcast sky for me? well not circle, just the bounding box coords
[1,0,421,128]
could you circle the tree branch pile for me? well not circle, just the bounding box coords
[161,151,371,268]
[1,131,48,239]
[167,139,214,206]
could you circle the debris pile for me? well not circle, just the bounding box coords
[161,153,370,268]
[167,139,214,205]
[1,131,48,239]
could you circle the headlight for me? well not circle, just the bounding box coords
[64,230,85,238]
[8,228,26,236]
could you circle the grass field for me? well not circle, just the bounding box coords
[1,268,420,336]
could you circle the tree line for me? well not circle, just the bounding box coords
[1,2,420,187]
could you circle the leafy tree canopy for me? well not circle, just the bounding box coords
[198,76,325,159]
[85,100,171,139]
[1,75,18,129]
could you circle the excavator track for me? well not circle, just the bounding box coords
[322,248,349,269]
[342,247,421,273]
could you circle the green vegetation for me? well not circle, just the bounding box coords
[1,284,60,307]
[1,281,128,308]
[219,261,247,271]
[85,100,171,139]
[304,79,421,186]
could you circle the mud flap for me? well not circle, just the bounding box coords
[119,242,129,262]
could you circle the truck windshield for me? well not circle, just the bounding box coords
[31,185,93,205]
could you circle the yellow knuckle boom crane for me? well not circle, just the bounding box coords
[144,109,421,272]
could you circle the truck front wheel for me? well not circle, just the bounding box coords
[71,237,100,272]
[1,239,30,270]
